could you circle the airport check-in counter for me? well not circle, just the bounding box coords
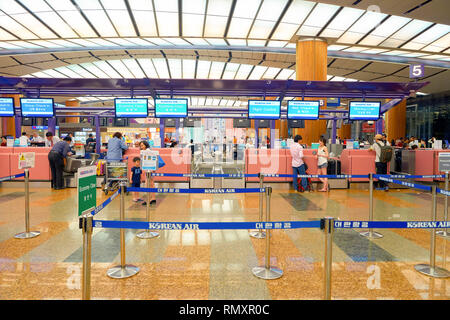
[63,153,100,187]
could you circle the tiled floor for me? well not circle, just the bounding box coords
[0,182,448,300]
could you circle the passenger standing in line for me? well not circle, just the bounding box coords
[370,134,388,191]
[317,137,329,192]
[48,136,73,190]
[290,135,307,192]
[139,140,156,206]
[106,132,128,160]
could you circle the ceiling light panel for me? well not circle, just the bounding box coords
[196,60,211,79]
[32,71,52,78]
[100,0,126,9]
[81,10,118,37]
[93,61,122,78]
[248,20,276,39]
[184,38,209,45]
[403,24,450,47]
[262,67,280,79]
[67,65,96,78]
[156,12,179,36]
[163,38,190,45]
[421,33,450,52]
[227,18,253,38]
[227,38,246,46]
[388,19,433,41]
[232,0,261,19]
[204,16,228,37]
[208,61,225,79]
[298,3,339,36]
[145,38,172,45]
[131,10,158,36]
[168,59,182,78]
[32,12,79,38]
[75,0,102,9]
[108,60,135,78]
[182,59,196,78]
[106,10,137,37]
[248,65,267,80]
[124,38,154,46]
[5,40,39,48]
[0,28,17,41]
[369,16,411,38]
[205,38,227,46]
[320,7,364,38]
[137,58,158,78]
[55,66,85,78]
[123,59,146,78]
[267,40,287,47]
[183,13,205,37]
[87,38,116,46]
[0,15,38,39]
[45,0,78,11]
[272,0,314,40]
[222,62,239,79]
[337,11,387,44]
[234,64,253,79]
[152,58,170,78]
[80,62,110,78]
[276,69,294,79]
[0,0,27,14]
[56,11,98,37]
[256,0,287,21]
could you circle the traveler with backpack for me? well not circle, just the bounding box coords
[370,134,393,191]
[290,135,308,192]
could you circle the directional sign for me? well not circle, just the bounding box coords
[409,64,424,79]
[77,166,97,216]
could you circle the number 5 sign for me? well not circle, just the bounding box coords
[409,64,424,78]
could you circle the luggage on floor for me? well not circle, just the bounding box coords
[327,158,341,175]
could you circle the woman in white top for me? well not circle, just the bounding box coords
[317,137,329,192]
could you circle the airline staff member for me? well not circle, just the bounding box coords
[48,136,73,190]
[45,132,60,147]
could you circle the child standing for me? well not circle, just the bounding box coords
[131,157,143,202]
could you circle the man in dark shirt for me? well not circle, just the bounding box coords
[48,136,73,190]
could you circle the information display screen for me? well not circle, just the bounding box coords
[114,98,148,118]
[0,97,14,117]
[20,98,54,117]
[155,99,188,118]
[248,100,280,119]
[287,100,320,120]
[348,101,381,121]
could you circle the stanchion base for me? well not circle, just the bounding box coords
[359,231,383,239]
[414,264,450,278]
[106,265,140,279]
[436,230,450,239]
[249,230,266,239]
[14,231,40,239]
[136,231,160,239]
[252,266,283,280]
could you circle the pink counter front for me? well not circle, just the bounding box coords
[0,147,52,180]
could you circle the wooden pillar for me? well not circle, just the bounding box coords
[295,38,328,145]
[1,94,21,136]
[385,99,406,141]
[65,100,80,123]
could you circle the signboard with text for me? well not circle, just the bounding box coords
[77,166,97,216]
[18,152,35,169]
[438,153,450,172]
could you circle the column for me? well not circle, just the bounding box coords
[159,119,165,147]
[94,116,101,154]
[385,99,406,141]
[2,94,21,137]
[270,120,276,149]
[65,100,80,123]
[295,38,328,145]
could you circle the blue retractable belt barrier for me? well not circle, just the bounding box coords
[88,188,121,216]
[374,175,432,191]
[127,187,266,194]
[0,172,25,182]
[92,220,321,230]
[437,188,450,196]
[335,221,450,229]
[151,173,259,178]
[375,174,444,179]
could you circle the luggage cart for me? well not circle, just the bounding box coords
[102,160,128,195]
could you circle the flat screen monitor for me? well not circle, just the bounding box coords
[0,97,14,117]
[256,119,270,128]
[114,98,148,118]
[248,100,281,120]
[287,100,320,120]
[348,101,381,121]
[233,118,251,128]
[155,98,188,118]
[288,119,305,128]
[20,98,54,117]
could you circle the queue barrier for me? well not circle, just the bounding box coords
[79,174,450,300]
[0,170,40,239]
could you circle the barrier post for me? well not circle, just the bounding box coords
[436,172,449,239]
[252,187,283,280]
[322,217,334,300]
[107,182,140,279]
[136,171,159,239]
[414,185,450,278]
[81,214,93,300]
[359,173,383,239]
[14,169,40,239]
[249,173,266,239]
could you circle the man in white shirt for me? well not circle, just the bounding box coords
[18,132,29,147]
[44,132,60,147]
[31,132,44,143]
[290,135,307,192]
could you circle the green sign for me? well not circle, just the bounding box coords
[77,166,97,216]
